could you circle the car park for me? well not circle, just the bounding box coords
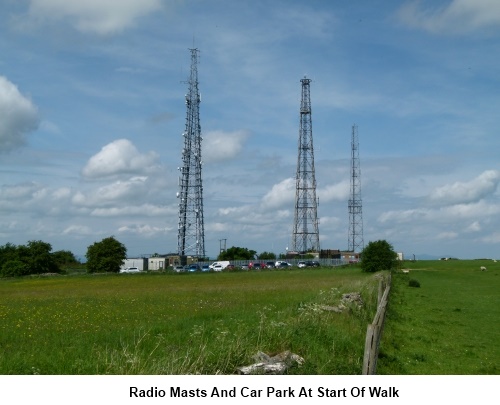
[120,267,140,273]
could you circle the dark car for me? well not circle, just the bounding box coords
[188,264,201,272]
[277,262,290,269]
[252,262,262,270]
[266,261,275,269]
[305,261,320,267]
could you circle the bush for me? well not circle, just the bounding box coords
[1,260,27,277]
[408,279,421,288]
[360,240,398,273]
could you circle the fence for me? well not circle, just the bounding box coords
[362,272,392,375]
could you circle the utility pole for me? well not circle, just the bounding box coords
[348,124,364,253]
[292,77,320,254]
[177,48,205,260]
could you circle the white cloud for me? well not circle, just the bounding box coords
[117,224,168,236]
[436,231,459,240]
[26,0,163,35]
[91,203,175,217]
[0,182,40,200]
[261,178,295,210]
[379,200,500,226]
[318,180,350,203]
[73,176,149,207]
[202,130,249,163]
[82,139,160,179]
[429,170,500,205]
[465,221,481,232]
[481,232,500,244]
[0,76,39,152]
[63,225,93,236]
[397,0,500,34]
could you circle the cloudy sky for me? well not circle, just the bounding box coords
[1,0,499,260]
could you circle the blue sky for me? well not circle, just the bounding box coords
[1,0,500,260]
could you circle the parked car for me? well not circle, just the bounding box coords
[212,264,223,272]
[266,261,276,269]
[120,267,140,273]
[173,265,184,273]
[297,261,307,268]
[249,262,264,270]
[240,264,249,270]
[188,264,201,272]
[201,264,210,272]
[277,262,291,269]
[305,260,320,267]
[226,264,235,270]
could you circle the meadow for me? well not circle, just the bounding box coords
[0,267,380,375]
[2,260,498,375]
[378,259,500,374]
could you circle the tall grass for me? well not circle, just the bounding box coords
[0,268,379,374]
[378,260,500,374]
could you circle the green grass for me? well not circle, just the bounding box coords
[378,260,500,374]
[0,267,379,375]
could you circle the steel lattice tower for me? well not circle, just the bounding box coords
[348,124,364,252]
[292,77,320,254]
[177,48,205,259]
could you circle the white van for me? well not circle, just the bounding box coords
[209,261,230,271]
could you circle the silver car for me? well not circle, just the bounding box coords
[120,267,140,273]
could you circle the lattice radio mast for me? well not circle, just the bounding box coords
[177,48,205,259]
[292,77,320,254]
[348,124,364,252]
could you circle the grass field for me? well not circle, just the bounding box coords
[378,259,500,374]
[2,260,498,375]
[0,267,380,375]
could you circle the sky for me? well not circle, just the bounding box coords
[1,0,500,260]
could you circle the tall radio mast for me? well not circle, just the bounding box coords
[292,77,320,254]
[348,124,364,253]
[177,48,205,259]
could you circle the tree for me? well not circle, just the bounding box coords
[86,236,127,273]
[218,246,256,261]
[52,250,79,266]
[360,240,398,273]
[24,240,60,274]
[258,251,276,260]
[0,241,60,277]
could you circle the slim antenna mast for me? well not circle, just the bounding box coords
[292,76,320,254]
[348,124,364,252]
[177,48,205,259]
